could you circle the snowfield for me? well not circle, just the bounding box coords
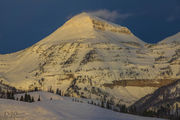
[0,92,165,120]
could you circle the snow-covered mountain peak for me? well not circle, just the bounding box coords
[37,12,143,46]
[61,12,95,31]
[61,12,132,34]
[159,32,180,44]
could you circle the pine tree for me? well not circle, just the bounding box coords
[24,93,28,102]
[11,92,15,100]
[59,90,61,96]
[106,101,110,109]
[20,96,24,101]
[31,96,35,102]
[38,95,41,101]
[176,104,179,117]
[56,88,59,95]
[166,104,170,116]
[34,87,38,91]
[6,91,10,99]
[101,101,104,108]
[129,106,136,114]
[1,91,5,98]
[120,104,127,113]
[48,87,54,93]
[27,94,31,102]
[56,88,62,96]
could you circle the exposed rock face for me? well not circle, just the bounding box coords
[91,18,131,34]
[0,12,180,105]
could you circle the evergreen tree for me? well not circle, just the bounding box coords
[101,101,104,108]
[24,93,28,102]
[38,95,41,101]
[59,90,61,96]
[5,91,15,100]
[129,106,136,114]
[34,87,38,91]
[0,91,5,98]
[6,91,10,99]
[27,94,31,102]
[31,96,35,102]
[20,96,24,101]
[48,87,54,93]
[142,110,157,117]
[120,104,127,113]
[157,106,166,116]
[106,101,110,109]
[56,88,59,94]
[11,92,15,100]
[56,88,62,96]
[176,104,179,117]
[166,104,170,116]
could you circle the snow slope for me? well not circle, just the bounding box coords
[0,92,165,120]
[159,32,180,44]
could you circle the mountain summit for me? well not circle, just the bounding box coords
[38,12,145,45]
[62,12,132,34]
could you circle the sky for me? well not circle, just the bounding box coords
[0,0,180,54]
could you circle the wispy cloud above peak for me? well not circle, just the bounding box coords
[87,9,132,22]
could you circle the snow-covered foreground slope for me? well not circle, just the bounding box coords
[0,12,180,106]
[0,92,165,120]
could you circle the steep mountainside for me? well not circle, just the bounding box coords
[0,12,180,106]
[132,79,180,115]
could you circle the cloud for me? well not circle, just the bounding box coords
[87,9,132,22]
